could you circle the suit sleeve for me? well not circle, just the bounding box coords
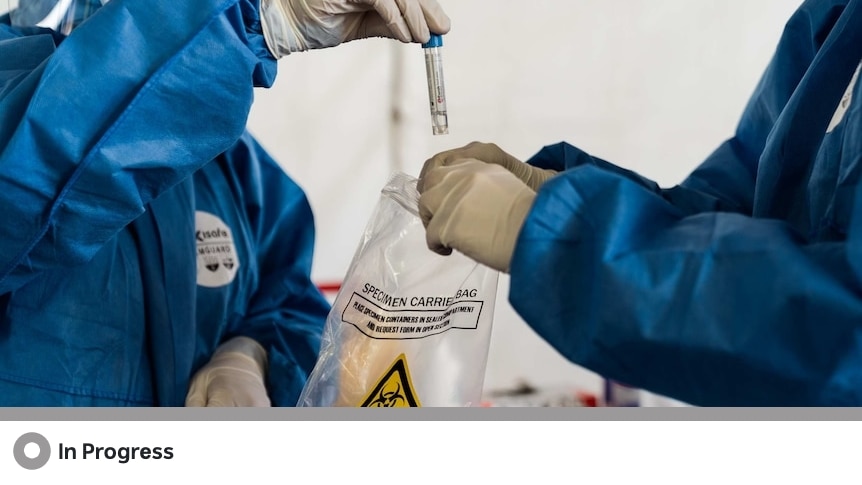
[223,133,329,407]
[509,0,862,406]
[0,0,277,294]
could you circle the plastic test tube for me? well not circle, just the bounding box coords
[422,34,448,135]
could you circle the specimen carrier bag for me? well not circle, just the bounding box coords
[296,172,499,407]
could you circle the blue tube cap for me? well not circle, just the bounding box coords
[422,34,443,48]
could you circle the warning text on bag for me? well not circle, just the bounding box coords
[341,284,485,340]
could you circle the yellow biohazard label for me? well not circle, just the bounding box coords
[358,353,422,407]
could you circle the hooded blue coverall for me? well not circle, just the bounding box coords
[0,0,328,406]
[511,0,862,406]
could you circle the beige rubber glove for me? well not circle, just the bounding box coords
[418,159,535,273]
[260,0,451,58]
[185,336,271,407]
[418,142,558,193]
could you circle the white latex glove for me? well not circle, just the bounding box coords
[260,0,451,58]
[185,336,271,407]
[418,159,536,273]
[418,141,558,193]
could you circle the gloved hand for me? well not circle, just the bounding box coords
[185,336,271,407]
[418,159,536,273]
[418,141,557,193]
[260,0,451,58]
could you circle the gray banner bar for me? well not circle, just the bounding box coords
[0,407,860,421]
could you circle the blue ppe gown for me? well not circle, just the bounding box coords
[510,0,862,406]
[0,0,328,406]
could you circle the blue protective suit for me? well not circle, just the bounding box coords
[0,0,328,406]
[510,0,862,406]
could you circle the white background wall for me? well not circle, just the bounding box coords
[246,0,803,405]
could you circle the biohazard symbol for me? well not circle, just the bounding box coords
[358,354,421,407]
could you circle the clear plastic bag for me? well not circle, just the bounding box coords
[297,172,500,407]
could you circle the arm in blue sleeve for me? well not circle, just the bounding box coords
[509,0,862,406]
[510,166,862,406]
[0,0,277,295]
[223,133,329,407]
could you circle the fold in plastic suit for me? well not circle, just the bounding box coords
[0,0,328,405]
[511,0,862,406]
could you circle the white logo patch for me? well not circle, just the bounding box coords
[195,211,240,288]
[827,61,862,134]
